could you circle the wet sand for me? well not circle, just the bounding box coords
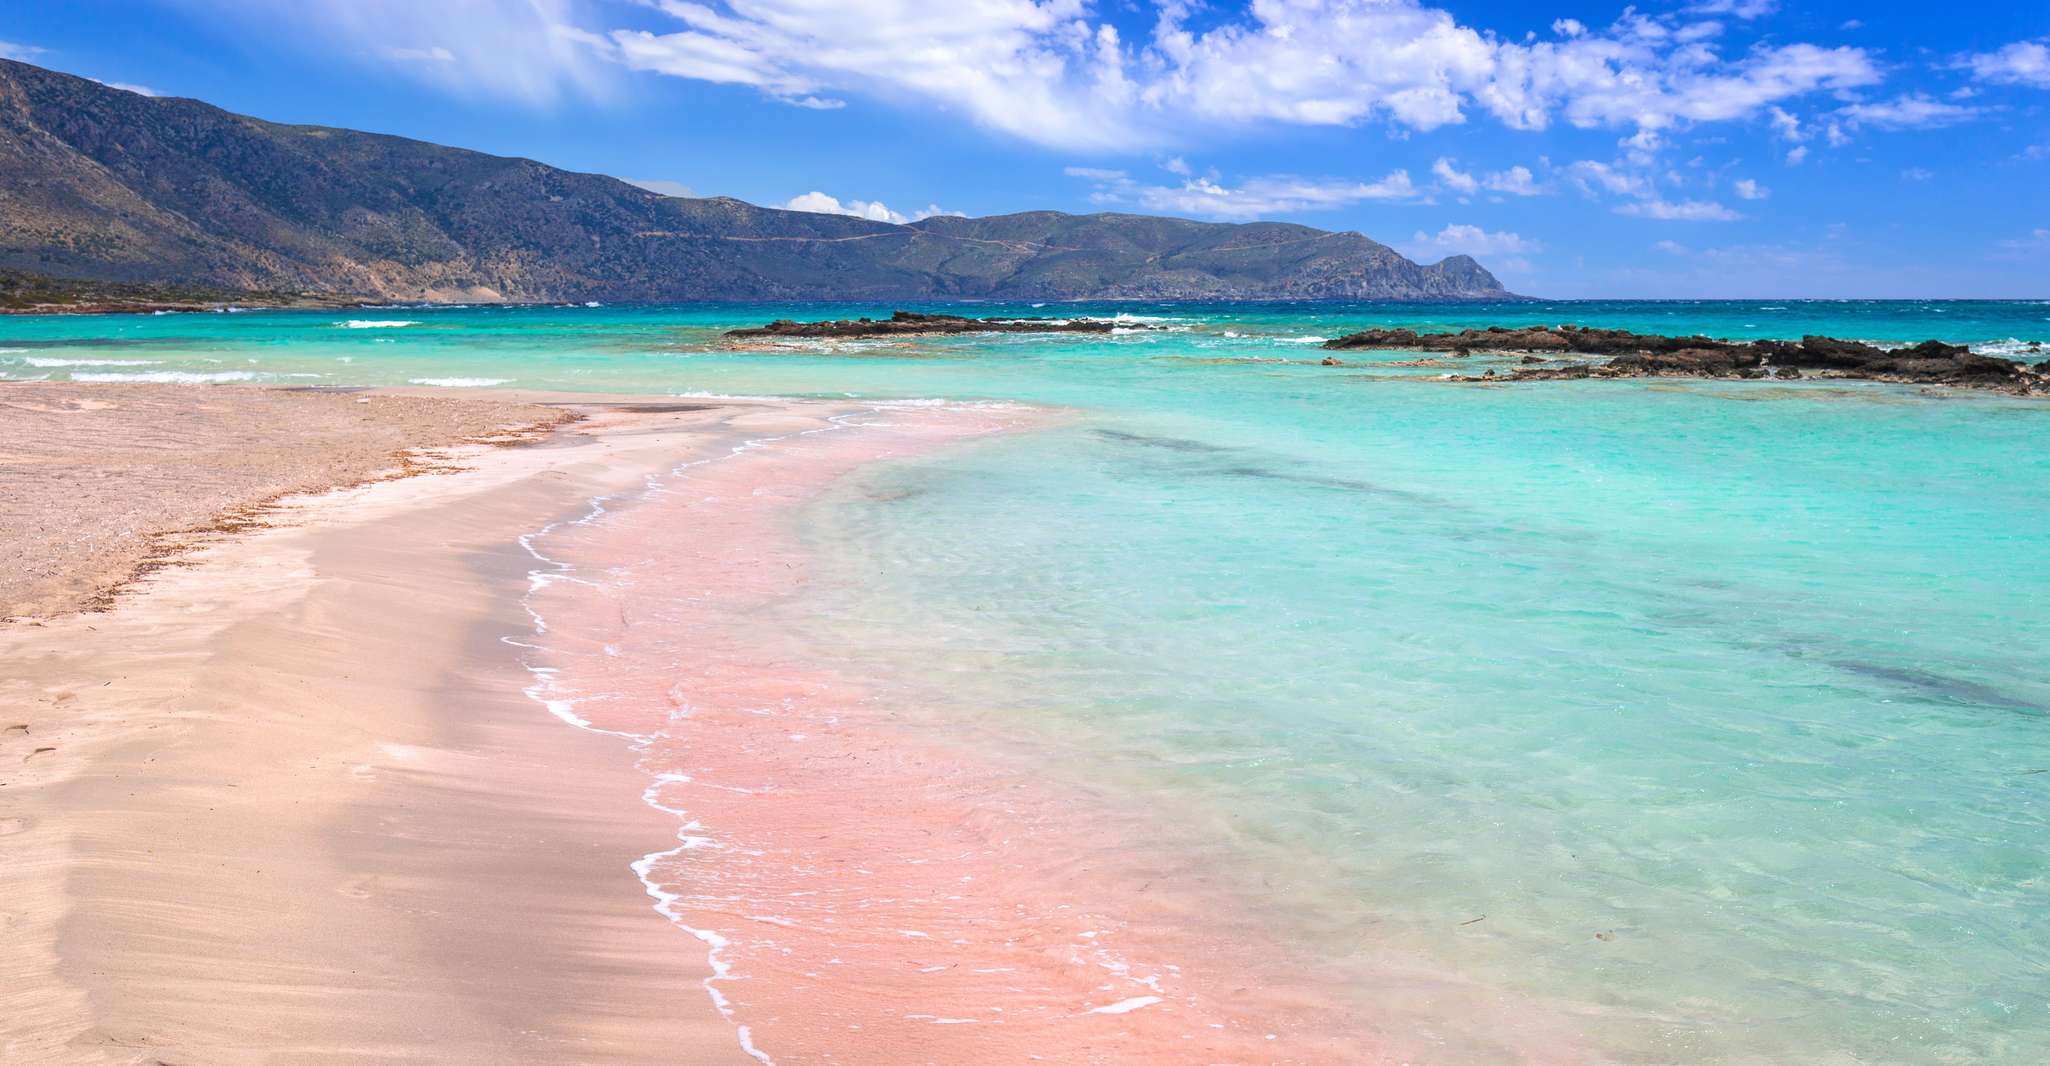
[0,395,792,1064]
[1,385,1496,1065]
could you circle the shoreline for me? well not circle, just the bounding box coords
[2,383,1422,1063]
[0,394,834,1063]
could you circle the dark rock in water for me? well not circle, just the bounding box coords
[1321,324,2048,394]
[727,310,1131,339]
[1321,355,1342,366]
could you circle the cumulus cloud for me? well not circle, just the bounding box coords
[1732,178,1767,199]
[1433,157,1479,194]
[1484,165,1544,195]
[1961,40,2050,89]
[781,191,956,224]
[563,0,1885,149]
[1408,223,1542,257]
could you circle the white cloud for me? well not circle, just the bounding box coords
[1433,157,1478,194]
[0,39,46,61]
[781,191,955,224]
[1732,178,1767,199]
[1617,198,1742,221]
[1566,160,1652,199]
[1785,144,1809,165]
[1484,164,1544,196]
[1134,172,1423,218]
[1408,223,1542,257]
[195,0,617,106]
[1767,106,1801,141]
[1961,40,2050,89]
[89,78,162,96]
[1686,0,1777,19]
[622,177,696,197]
[1837,93,1979,129]
[582,1,1886,149]
[1900,167,1933,182]
[1653,239,1690,255]
[1068,165,1423,218]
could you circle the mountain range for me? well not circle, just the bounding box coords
[0,59,1514,304]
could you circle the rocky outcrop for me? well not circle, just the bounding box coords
[727,310,1131,338]
[1322,326,2048,394]
[0,59,1518,304]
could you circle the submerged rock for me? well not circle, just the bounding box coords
[1321,325,2047,394]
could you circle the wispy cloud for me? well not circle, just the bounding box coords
[195,0,618,106]
[248,0,1881,151]
[1070,164,1424,219]
[0,39,46,61]
[1837,93,1979,129]
[1616,198,1742,221]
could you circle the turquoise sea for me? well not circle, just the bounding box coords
[8,300,2049,1063]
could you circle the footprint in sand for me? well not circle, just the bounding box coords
[23,746,56,763]
[3,723,28,735]
[0,816,27,835]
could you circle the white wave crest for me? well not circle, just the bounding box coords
[338,319,419,329]
[69,370,258,383]
[25,357,165,368]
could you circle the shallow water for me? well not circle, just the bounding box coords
[11,300,2049,1062]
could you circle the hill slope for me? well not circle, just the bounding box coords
[0,59,1514,303]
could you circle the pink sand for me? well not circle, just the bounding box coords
[522,404,1394,1063]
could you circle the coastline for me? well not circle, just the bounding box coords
[0,392,818,1063]
[2,383,1417,1063]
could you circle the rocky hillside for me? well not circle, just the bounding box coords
[0,59,1514,303]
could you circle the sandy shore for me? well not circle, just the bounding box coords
[2,383,1416,1064]
[0,381,569,621]
[0,390,806,1065]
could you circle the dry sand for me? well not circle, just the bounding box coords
[0,390,806,1065]
[0,381,568,620]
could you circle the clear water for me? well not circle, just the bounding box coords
[9,300,2049,1062]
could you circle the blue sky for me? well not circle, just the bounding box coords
[3,0,2046,297]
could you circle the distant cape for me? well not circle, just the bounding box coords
[0,59,1517,304]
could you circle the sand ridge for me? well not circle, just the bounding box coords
[0,381,570,621]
